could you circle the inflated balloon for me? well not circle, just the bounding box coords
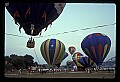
[81,33,111,66]
[68,46,76,55]
[78,56,96,68]
[72,52,84,67]
[6,3,66,36]
[40,39,65,65]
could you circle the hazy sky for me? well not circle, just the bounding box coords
[5,3,116,65]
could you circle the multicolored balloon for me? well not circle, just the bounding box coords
[6,3,66,36]
[78,56,96,68]
[40,39,65,65]
[72,52,84,67]
[81,33,111,66]
[68,46,76,55]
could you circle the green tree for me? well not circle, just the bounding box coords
[24,54,34,69]
[5,54,35,71]
[33,62,38,66]
[5,63,15,73]
[10,56,25,70]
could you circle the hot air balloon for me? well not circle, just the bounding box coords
[40,39,65,68]
[55,52,69,68]
[5,3,66,48]
[81,33,111,66]
[78,56,96,68]
[72,52,84,70]
[5,3,66,36]
[68,46,76,55]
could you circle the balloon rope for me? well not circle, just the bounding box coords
[33,48,40,64]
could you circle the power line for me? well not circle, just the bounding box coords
[5,23,116,38]
[35,23,116,38]
[5,33,28,38]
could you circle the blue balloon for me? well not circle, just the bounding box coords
[81,33,111,66]
[78,56,96,68]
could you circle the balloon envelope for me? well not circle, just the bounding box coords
[81,33,111,66]
[72,52,84,67]
[6,3,66,36]
[78,56,96,68]
[40,39,65,65]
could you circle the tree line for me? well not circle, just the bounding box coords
[5,54,38,73]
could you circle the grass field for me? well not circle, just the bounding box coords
[5,71,115,78]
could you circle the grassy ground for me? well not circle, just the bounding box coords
[5,71,115,78]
